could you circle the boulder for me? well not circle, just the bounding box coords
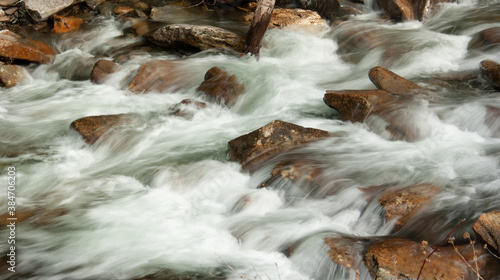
[170,99,208,119]
[52,15,84,33]
[334,27,382,63]
[70,114,134,145]
[243,9,326,29]
[145,24,245,53]
[0,30,56,64]
[323,89,395,123]
[378,184,440,230]
[325,237,367,271]
[0,65,25,87]
[364,238,491,280]
[90,59,121,84]
[197,67,245,106]
[480,60,500,89]
[228,120,331,172]
[377,0,415,21]
[468,27,500,51]
[129,60,188,94]
[368,66,423,96]
[23,0,83,21]
[473,210,500,252]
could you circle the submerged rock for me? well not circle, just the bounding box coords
[480,59,500,89]
[243,9,326,29]
[70,114,135,145]
[129,60,188,94]
[368,66,423,96]
[377,0,415,21]
[52,15,84,33]
[90,59,121,85]
[228,120,332,172]
[170,99,208,119]
[325,236,368,271]
[473,210,500,252]
[23,0,83,21]
[378,184,440,230]
[468,27,500,52]
[197,66,245,106]
[0,30,56,64]
[145,24,245,53]
[0,64,25,87]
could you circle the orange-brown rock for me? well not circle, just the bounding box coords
[170,99,208,119]
[52,15,84,33]
[70,114,134,145]
[468,27,500,51]
[364,238,495,280]
[0,65,25,87]
[0,30,56,64]
[228,120,332,172]
[473,210,500,252]
[325,237,367,270]
[0,207,67,225]
[243,9,326,29]
[113,6,135,15]
[145,24,245,53]
[129,60,187,94]
[377,0,415,21]
[90,59,121,84]
[323,89,395,123]
[368,66,423,96]
[378,184,439,230]
[480,59,500,89]
[197,67,245,106]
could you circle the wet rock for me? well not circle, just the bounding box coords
[0,30,56,64]
[52,15,84,33]
[485,105,500,137]
[90,59,121,84]
[334,27,382,63]
[0,64,25,87]
[145,24,245,53]
[368,66,423,96]
[323,89,395,123]
[23,0,83,21]
[468,27,500,51]
[70,114,135,145]
[170,99,208,119]
[480,60,500,89]
[377,0,415,21]
[259,158,324,188]
[228,120,332,172]
[473,210,500,252]
[243,9,326,29]
[129,60,190,94]
[0,207,67,225]
[325,237,367,271]
[113,6,135,16]
[197,66,245,106]
[378,184,440,230]
[364,238,488,280]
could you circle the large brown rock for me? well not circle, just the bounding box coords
[377,0,415,21]
[129,60,187,94]
[368,66,423,96]
[52,15,84,33]
[243,9,326,29]
[145,24,245,53]
[364,238,493,280]
[473,210,500,252]
[468,27,500,51]
[228,120,332,172]
[0,65,25,88]
[324,89,395,123]
[325,237,367,271]
[378,184,440,230]
[70,114,135,145]
[197,67,245,106]
[24,0,83,21]
[480,60,500,89]
[90,59,121,84]
[0,30,56,64]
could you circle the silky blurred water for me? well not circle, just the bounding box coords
[1,1,500,279]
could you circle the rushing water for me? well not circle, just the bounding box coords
[1,1,500,279]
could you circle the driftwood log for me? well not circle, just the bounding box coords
[241,0,276,58]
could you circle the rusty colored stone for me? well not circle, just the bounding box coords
[468,27,500,51]
[473,210,500,252]
[0,65,25,87]
[368,66,423,96]
[228,120,332,172]
[70,114,133,145]
[0,30,56,64]
[146,24,245,53]
[197,67,245,106]
[243,9,326,29]
[378,184,440,230]
[259,158,324,189]
[480,59,500,89]
[113,6,135,15]
[377,0,415,21]
[52,15,84,33]
[90,59,121,84]
[325,237,367,270]
[323,89,394,123]
[129,60,187,94]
